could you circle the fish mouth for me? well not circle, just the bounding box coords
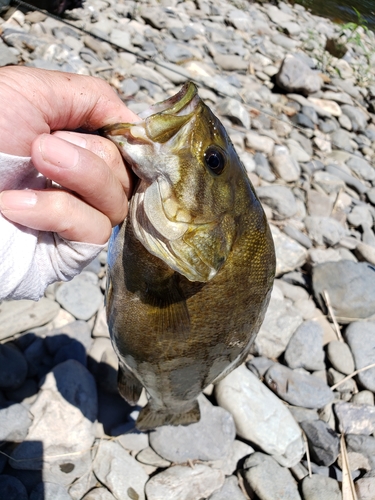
[139,81,200,119]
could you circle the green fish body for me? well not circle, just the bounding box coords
[103,83,275,431]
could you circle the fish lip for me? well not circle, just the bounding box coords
[139,81,199,119]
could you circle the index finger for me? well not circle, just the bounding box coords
[0,66,139,132]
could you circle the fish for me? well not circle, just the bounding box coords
[102,82,275,431]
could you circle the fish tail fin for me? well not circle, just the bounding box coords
[117,365,143,405]
[136,400,200,431]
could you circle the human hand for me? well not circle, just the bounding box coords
[0,66,139,244]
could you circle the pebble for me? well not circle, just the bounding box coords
[215,364,304,467]
[313,261,375,323]
[208,476,246,500]
[326,340,355,375]
[243,452,301,500]
[256,185,297,219]
[284,320,325,371]
[300,420,340,466]
[334,401,375,435]
[0,475,28,500]
[276,54,321,95]
[0,344,28,390]
[149,395,235,463]
[301,475,341,500]
[145,465,225,500]
[0,299,59,341]
[265,364,334,409]
[345,321,375,392]
[0,404,32,441]
[55,275,103,320]
[93,440,148,500]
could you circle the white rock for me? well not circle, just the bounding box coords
[93,440,148,500]
[215,365,304,467]
[271,225,308,277]
[270,145,301,182]
[145,464,225,500]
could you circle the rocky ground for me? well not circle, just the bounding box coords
[1,0,375,499]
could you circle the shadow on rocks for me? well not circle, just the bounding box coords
[0,331,135,499]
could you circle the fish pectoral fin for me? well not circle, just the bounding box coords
[117,365,143,405]
[145,279,191,340]
[136,400,200,431]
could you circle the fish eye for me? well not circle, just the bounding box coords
[204,147,225,175]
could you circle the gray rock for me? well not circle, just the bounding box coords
[0,403,32,441]
[55,276,103,320]
[300,420,340,466]
[115,428,149,454]
[355,476,375,500]
[327,368,356,394]
[93,440,148,500]
[346,434,375,469]
[288,407,319,423]
[0,41,19,66]
[284,320,325,371]
[351,390,374,406]
[331,129,354,152]
[341,105,368,132]
[213,53,248,71]
[247,356,275,378]
[163,43,193,63]
[306,189,333,217]
[344,321,375,391]
[265,364,334,409]
[254,285,303,358]
[208,476,246,500]
[301,475,341,500]
[254,153,276,182]
[312,171,345,195]
[216,98,250,129]
[243,452,301,500]
[313,261,375,323]
[270,146,301,182]
[326,340,355,375]
[145,464,224,500]
[256,185,297,219]
[149,395,235,463]
[271,225,308,276]
[334,401,375,435]
[282,225,312,249]
[137,446,171,468]
[305,216,346,247]
[245,131,275,156]
[30,482,72,500]
[348,205,373,227]
[0,298,59,340]
[346,156,375,182]
[355,242,375,266]
[215,364,304,467]
[0,344,28,390]
[0,475,28,500]
[45,320,93,354]
[276,54,322,96]
[326,164,368,195]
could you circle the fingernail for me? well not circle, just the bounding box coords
[0,190,37,210]
[53,131,87,148]
[40,134,80,169]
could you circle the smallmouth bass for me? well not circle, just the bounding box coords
[103,82,275,431]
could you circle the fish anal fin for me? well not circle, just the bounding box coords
[117,365,143,406]
[136,400,200,431]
